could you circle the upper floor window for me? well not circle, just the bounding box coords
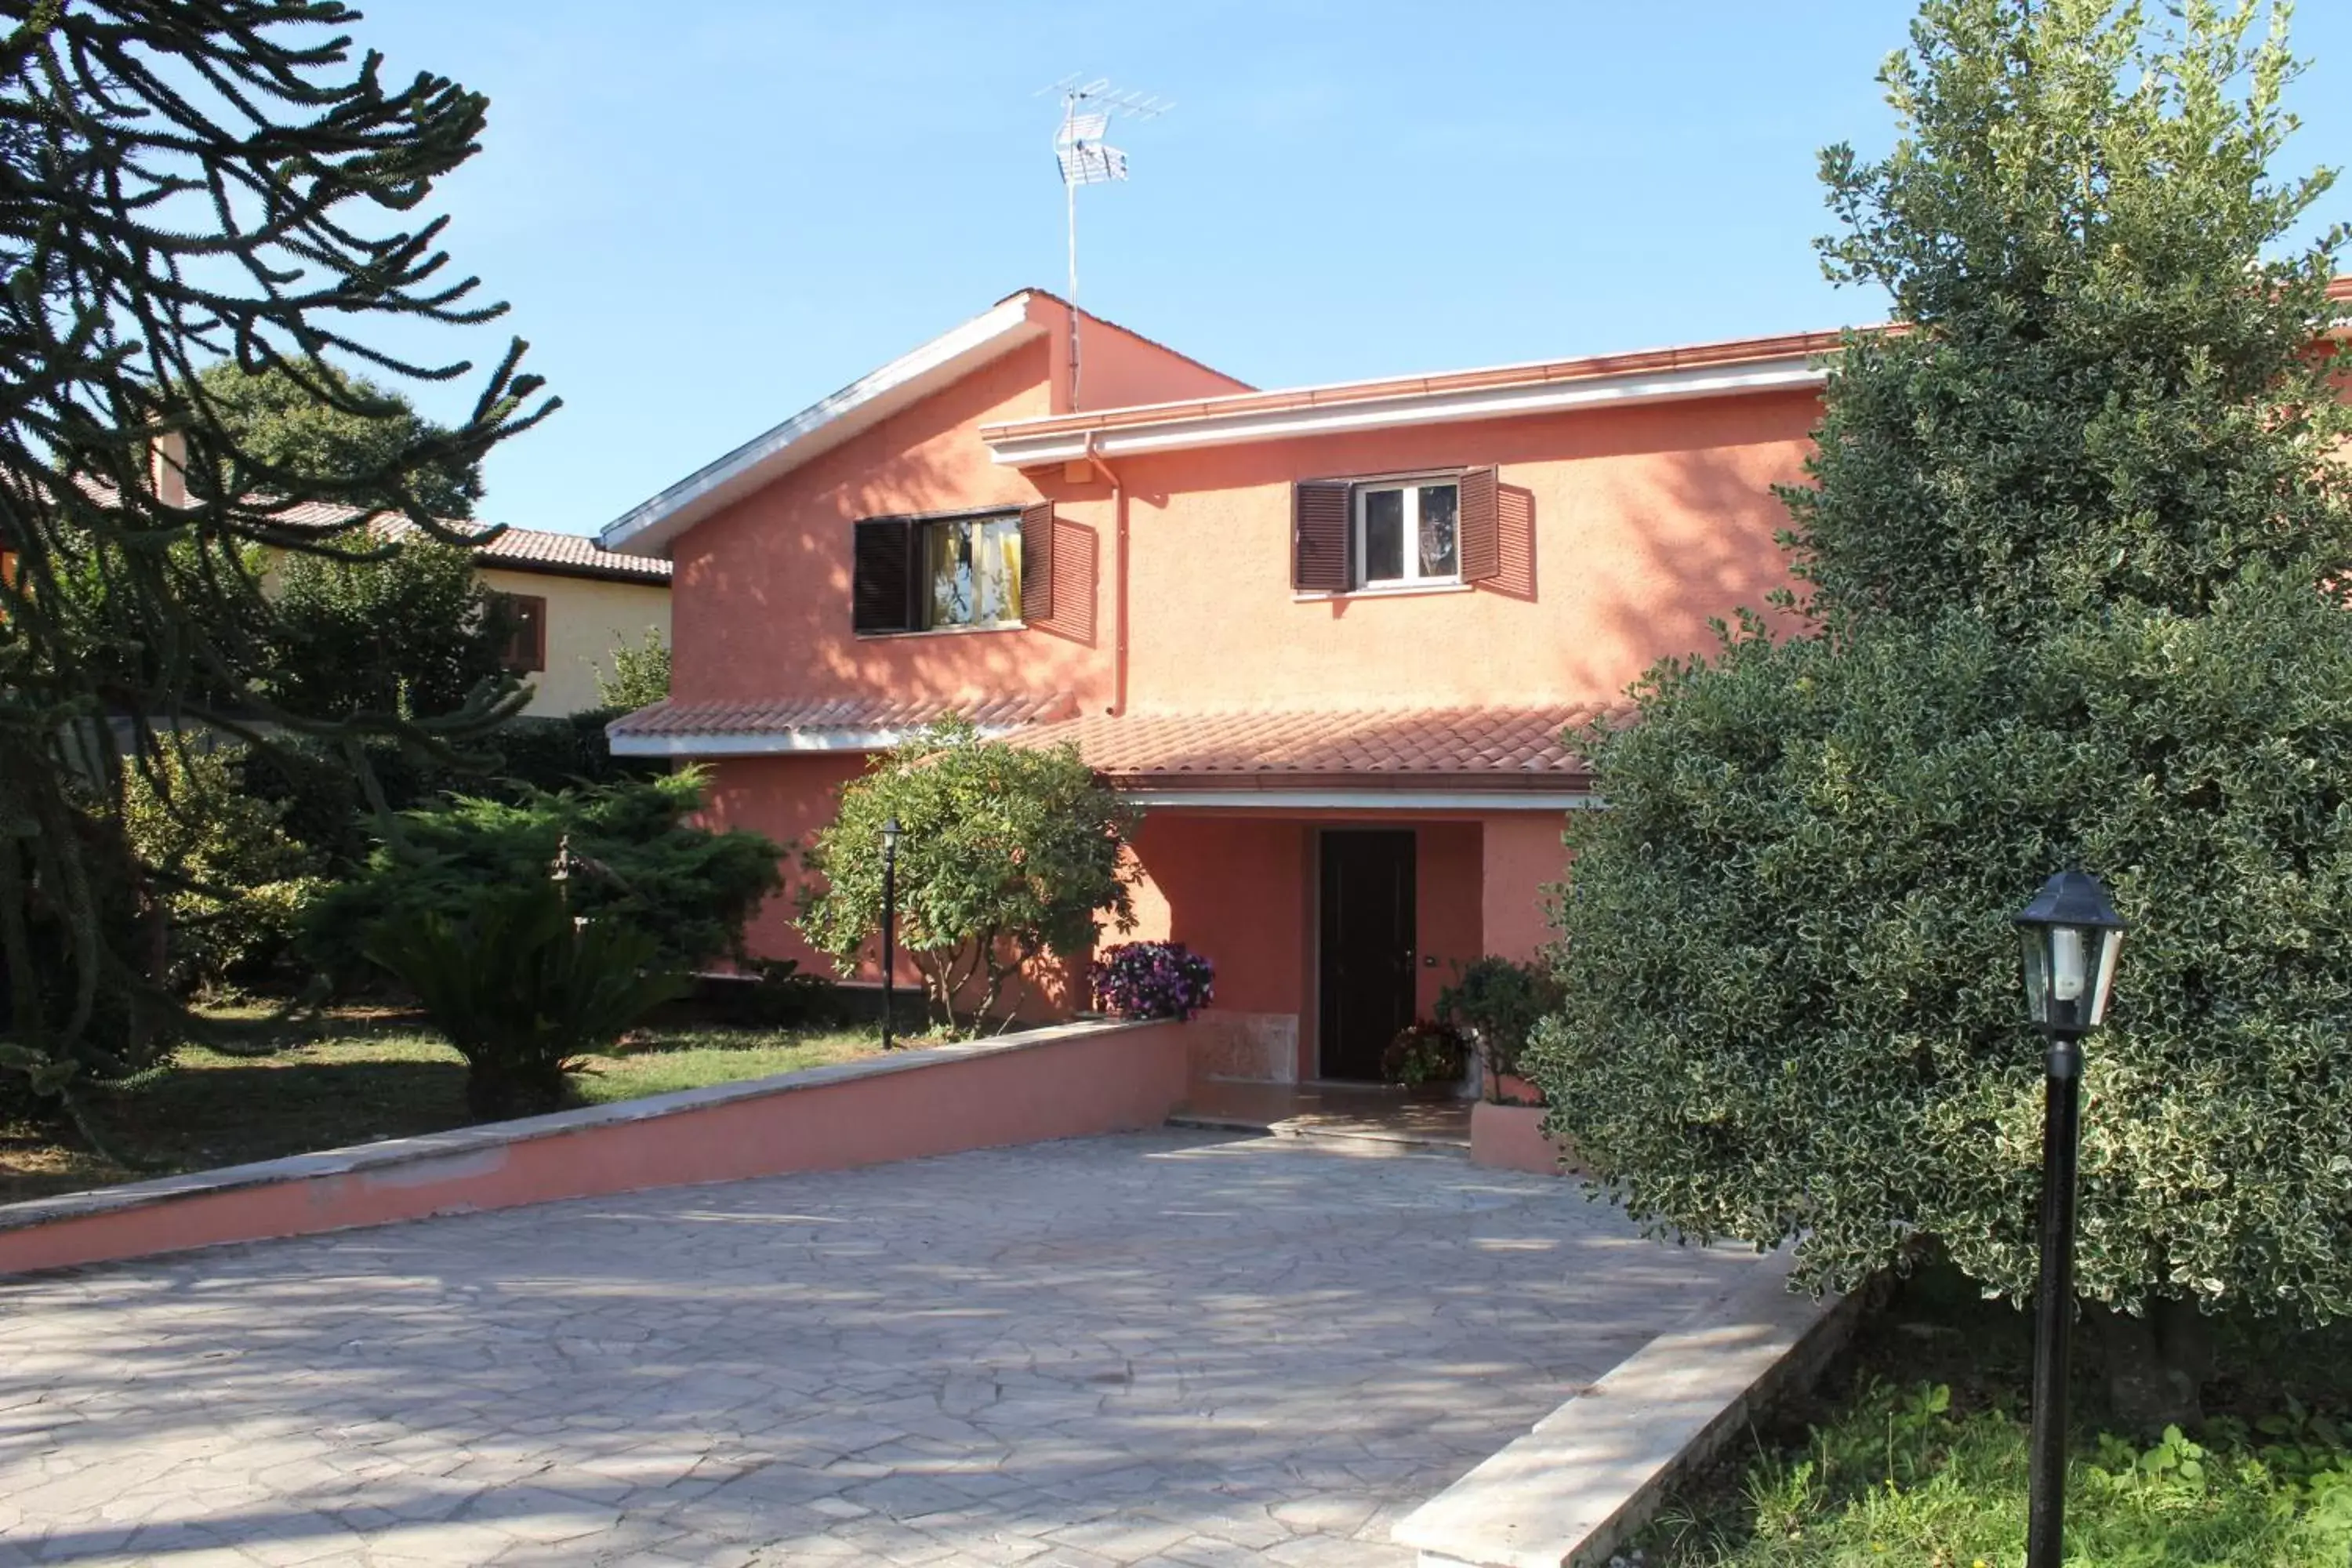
[854,504,1055,635]
[1358,481,1459,587]
[1293,467,1498,594]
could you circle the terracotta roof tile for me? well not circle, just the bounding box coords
[608,693,1075,740]
[249,499,672,583]
[376,517,673,583]
[1015,706,1612,791]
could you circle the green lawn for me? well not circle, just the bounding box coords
[0,1011,888,1207]
[1641,1266,2352,1567]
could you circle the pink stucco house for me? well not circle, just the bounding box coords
[598,289,1828,1082]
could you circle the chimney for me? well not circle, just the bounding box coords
[150,430,188,508]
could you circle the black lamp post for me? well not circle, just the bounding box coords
[880,817,902,1051]
[2013,868,2127,1568]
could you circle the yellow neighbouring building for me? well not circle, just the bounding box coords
[448,525,673,717]
[273,508,673,718]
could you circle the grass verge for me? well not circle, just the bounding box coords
[0,1010,889,1206]
[1639,1265,2352,1567]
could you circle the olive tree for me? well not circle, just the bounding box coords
[1528,0,2352,1428]
[797,720,1138,1033]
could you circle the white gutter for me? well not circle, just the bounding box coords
[608,724,1026,758]
[985,355,1823,466]
[1114,789,1601,811]
[601,296,1040,557]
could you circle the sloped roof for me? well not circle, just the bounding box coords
[597,294,1050,561]
[595,289,1247,561]
[1012,705,1609,792]
[267,499,670,584]
[376,517,671,584]
[981,328,1843,466]
[605,693,1074,756]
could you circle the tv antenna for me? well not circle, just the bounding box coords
[1039,75,1171,409]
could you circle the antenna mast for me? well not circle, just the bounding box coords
[1042,76,1170,411]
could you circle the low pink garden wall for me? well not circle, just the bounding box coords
[0,1018,1190,1279]
[1470,1101,1584,1177]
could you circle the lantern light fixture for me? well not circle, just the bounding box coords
[2014,868,2126,1037]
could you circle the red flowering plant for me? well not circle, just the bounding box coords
[1089,942,1215,1020]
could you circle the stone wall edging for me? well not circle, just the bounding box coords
[1392,1247,1863,1568]
[0,1017,1188,1279]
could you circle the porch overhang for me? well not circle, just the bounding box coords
[1013,705,1611,809]
[1113,785,1599,811]
[604,693,1076,758]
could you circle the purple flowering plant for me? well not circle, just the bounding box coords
[1089,941,1215,1020]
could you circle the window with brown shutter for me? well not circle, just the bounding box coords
[495,592,547,673]
[855,510,1029,635]
[1019,503,1054,622]
[1292,480,1352,592]
[1296,470,1506,593]
[1457,466,1501,583]
[853,517,918,633]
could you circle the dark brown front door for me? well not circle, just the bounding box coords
[1318,829,1417,1081]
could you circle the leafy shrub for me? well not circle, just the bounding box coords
[593,628,670,713]
[301,770,782,991]
[797,720,1138,1033]
[1436,955,1560,1094]
[120,744,325,993]
[238,719,657,880]
[1381,1021,1465,1089]
[1090,942,1214,1020]
[490,710,656,794]
[365,880,688,1119]
[1526,0,2352,1374]
[267,536,513,721]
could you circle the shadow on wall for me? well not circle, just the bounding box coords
[670,339,1108,710]
[1559,401,1816,691]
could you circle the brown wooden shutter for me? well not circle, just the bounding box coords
[1292,480,1353,592]
[495,592,548,673]
[852,517,916,633]
[1457,466,1501,583]
[1019,502,1054,622]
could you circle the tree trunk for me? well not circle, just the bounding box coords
[2093,1296,2212,1433]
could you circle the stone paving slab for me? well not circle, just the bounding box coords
[0,1131,1766,1566]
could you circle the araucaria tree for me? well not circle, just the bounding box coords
[0,2,551,1136]
[1529,0,2352,1425]
[798,721,1138,1033]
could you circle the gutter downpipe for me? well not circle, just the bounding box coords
[1083,430,1127,717]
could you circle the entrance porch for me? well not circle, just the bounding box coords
[1119,804,1573,1087]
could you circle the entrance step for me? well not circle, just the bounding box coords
[1167,1080,1472,1154]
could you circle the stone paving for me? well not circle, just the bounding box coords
[0,1131,1767,1566]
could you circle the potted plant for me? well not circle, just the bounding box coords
[1381,1020,1468,1094]
[1436,956,1561,1105]
[1090,941,1216,1020]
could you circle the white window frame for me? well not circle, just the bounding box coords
[918,512,1025,632]
[1352,478,1461,590]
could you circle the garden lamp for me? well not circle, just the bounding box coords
[2014,867,2126,1568]
[880,818,902,1051]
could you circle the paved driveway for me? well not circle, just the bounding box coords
[0,1131,1765,1566]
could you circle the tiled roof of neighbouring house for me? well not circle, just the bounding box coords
[1011,705,1611,791]
[259,499,673,584]
[606,693,1077,748]
[380,519,673,584]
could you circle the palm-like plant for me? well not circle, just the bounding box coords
[365,882,687,1119]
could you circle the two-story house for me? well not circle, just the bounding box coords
[598,289,1827,1082]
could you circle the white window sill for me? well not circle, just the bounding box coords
[855,621,1027,641]
[1292,582,1472,604]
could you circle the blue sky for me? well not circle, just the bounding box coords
[347,2,2352,538]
